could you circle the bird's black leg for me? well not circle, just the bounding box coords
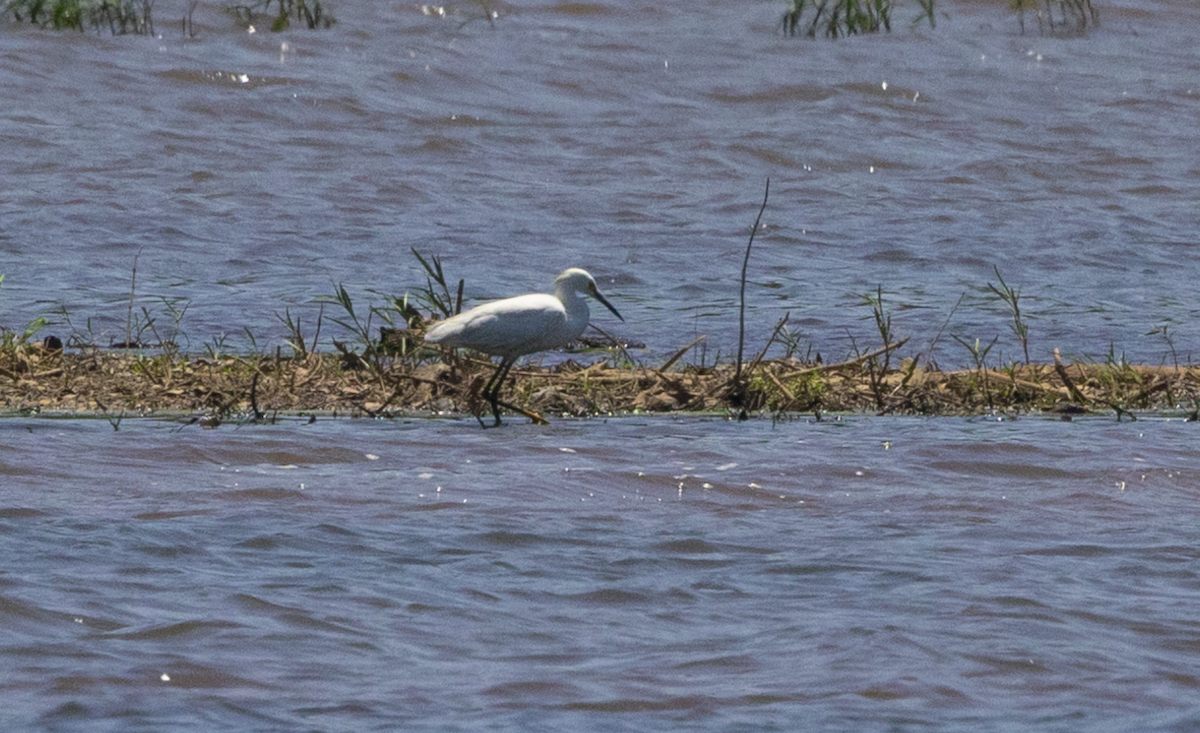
[478,362,503,428]
[482,358,514,428]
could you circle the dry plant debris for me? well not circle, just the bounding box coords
[1,339,1196,424]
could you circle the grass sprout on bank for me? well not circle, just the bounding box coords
[54,304,98,351]
[0,276,46,350]
[987,266,1031,365]
[320,282,435,369]
[856,286,904,411]
[275,305,322,359]
[779,0,1096,39]
[0,317,47,352]
[323,282,376,355]
[1148,323,1180,370]
[411,249,462,320]
[951,334,999,409]
[728,178,771,419]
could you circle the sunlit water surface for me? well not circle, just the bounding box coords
[3,415,1200,731]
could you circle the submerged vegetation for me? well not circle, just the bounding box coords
[1010,0,1098,36]
[779,0,1100,38]
[0,0,334,34]
[224,0,334,31]
[1,0,156,35]
[781,0,936,38]
[0,0,1097,39]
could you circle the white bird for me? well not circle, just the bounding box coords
[424,268,624,427]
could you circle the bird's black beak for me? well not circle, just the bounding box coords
[591,287,624,322]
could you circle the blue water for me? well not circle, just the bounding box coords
[3,414,1200,730]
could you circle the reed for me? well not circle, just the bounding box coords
[987,266,1030,365]
[856,285,902,411]
[731,178,770,414]
[411,248,463,320]
[2,0,154,34]
[781,0,934,38]
[224,0,334,31]
[1010,0,1097,36]
[274,305,322,359]
[1147,323,1179,371]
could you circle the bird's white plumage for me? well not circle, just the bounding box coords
[424,268,621,360]
[423,268,623,426]
[425,293,576,359]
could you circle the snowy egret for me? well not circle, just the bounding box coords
[424,268,623,427]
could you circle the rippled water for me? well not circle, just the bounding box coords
[4,1,1200,729]
[3,0,1200,362]
[4,415,1200,730]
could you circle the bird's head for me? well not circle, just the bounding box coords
[556,268,623,322]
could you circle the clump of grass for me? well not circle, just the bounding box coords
[109,249,191,353]
[321,276,441,365]
[224,0,334,31]
[54,304,97,351]
[855,285,907,411]
[275,305,322,359]
[1147,323,1180,371]
[323,282,377,357]
[951,334,999,409]
[411,249,462,320]
[0,317,48,352]
[781,0,935,38]
[987,266,1030,365]
[1085,343,1162,420]
[0,276,48,356]
[2,0,155,35]
[753,366,826,416]
[1010,0,1097,36]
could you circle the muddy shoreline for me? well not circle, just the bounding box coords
[2,342,1196,424]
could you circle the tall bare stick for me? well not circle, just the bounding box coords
[735,178,770,385]
[126,247,143,347]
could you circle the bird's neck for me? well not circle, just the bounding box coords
[558,290,590,327]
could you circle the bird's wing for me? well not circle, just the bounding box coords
[425,294,568,357]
